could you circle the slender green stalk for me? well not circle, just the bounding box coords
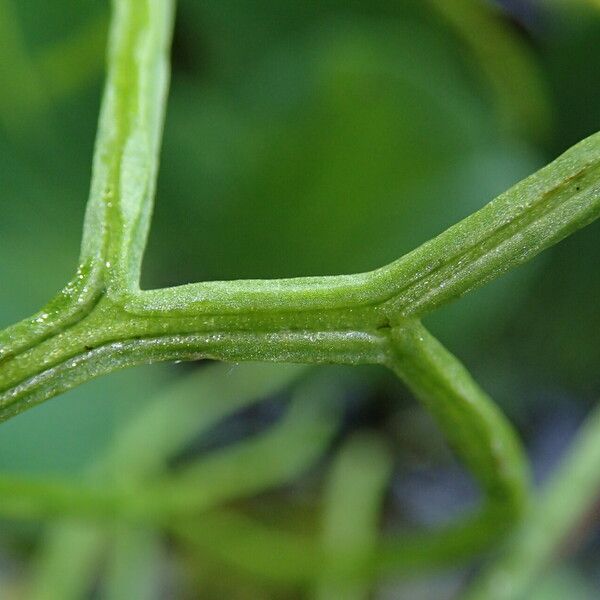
[385,321,529,567]
[27,525,107,600]
[0,474,520,581]
[426,0,551,138]
[464,403,600,600]
[81,0,173,295]
[388,322,529,522]
[174,506,518,582]
[2,131,600,417]
[314,434,394,600]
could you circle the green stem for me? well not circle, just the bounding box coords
[123,130,600,318]
[0,322,528,576]
[1,0,600,429]
[464,403,600,600]
[81,0,173,294]
[0,298,387,421]
[176,508,520,583]
[388,321,529,520]
[314,434,394,600]
[0,474,522,582]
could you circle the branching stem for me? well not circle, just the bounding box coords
[0,0,599,578]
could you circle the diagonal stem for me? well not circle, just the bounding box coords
[123,131,600,319]
[464,401,600,600]
[387,321,528,516]
[386,321,529,555]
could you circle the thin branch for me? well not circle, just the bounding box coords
[464,402,600,600]
[387,321,529,518]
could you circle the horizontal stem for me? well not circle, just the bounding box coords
[176,508,508,584]
[0,299,388,422]
[0,473,518,582]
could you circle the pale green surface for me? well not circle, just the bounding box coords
[0,0,599,593]
[314,434,394,600]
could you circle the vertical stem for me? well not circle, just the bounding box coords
[0,0,175,363]
[314,434,394,600]
[81,0,174,293]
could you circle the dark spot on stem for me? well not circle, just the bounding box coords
[376,318,392,332]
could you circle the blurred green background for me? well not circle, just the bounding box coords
[1,0,600,598]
